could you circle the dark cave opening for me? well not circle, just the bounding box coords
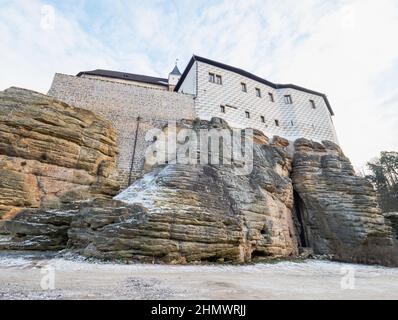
[293,190,309,248]
[251,249,270,260]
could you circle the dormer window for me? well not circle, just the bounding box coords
[216,75,222,85]
[220,105,225,113]
[245,111,250,118]
[255,88,261,98]
[284,95,293,104]
[275,119,280,126]
[241,82,247,92]
[261,116,265,123]
[310,99,316,109]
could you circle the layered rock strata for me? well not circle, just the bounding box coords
[67,119,299,262]
[0,87,119,219]
[291,139,396,265]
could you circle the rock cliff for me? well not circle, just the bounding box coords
[0,91,396,266]
[292,139,396,265]
[1,119,300,262]
[67,122,299,262]
[0,87,119,220]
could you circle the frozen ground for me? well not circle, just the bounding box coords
[0,251,397,300]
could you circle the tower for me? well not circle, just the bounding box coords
[168,60,181,91]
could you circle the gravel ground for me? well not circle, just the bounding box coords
[0,251,397,300]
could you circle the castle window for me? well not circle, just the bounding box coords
[220,105,225,113]
[310,99,316,109]
[275,119,280,126]
[284,95,293,104]
[208,73,215,83]
[245,111,250,118]
[216,75,222,85]
[268,92,274,102]
[261,116,265,123]
[241,82,247,92]
[255,88,261,98]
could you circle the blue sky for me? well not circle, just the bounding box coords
[1,0,398,169]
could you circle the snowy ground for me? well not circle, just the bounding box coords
[0,251,397,300]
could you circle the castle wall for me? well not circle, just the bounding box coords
[179,61,197,95]
[48,73,195,187]
[191,61,338,143]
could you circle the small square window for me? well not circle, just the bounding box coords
[220,105,225,113]
[268,92,274,102]
[310,99,316,109]
[284,95,293,104]
[261,116,265,123]
[245,111,250,118]
[208,73,215,83]
[216,75,222,85]
[275,119,280,127]
[241,82,247,92]
[255,88,261,98]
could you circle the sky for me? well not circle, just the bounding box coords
[0,0,397,170]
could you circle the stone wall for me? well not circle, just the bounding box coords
[48,73,195,187]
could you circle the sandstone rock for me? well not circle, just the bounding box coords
[384,213,398,240]
[291,138,397,265]
[0,87,120,219]
[67,118,299,263]
[0,207,77,250]
[1,112,396,266]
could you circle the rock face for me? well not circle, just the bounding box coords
[0,206,77,250]
[1,112,396,266]
[292,139,397,265]
[384,213,398,240]
[67,119,299,263]
[0,87,119,219]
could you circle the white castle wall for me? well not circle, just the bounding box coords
[48,73,195,186]
[190,61,338,143]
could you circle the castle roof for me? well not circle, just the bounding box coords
[170,65,181,76]
[76,69,169,87]
[175,55,334,116]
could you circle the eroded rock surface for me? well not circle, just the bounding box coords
[292,138,397,265]
[67,119,299,263]
[0,87,119,219]
[1,113,396,266]
[0,207,78,250]
[384,213,398,240]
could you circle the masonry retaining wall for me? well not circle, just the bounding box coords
[48,73,195,187]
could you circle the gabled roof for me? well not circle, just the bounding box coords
[170,65,181,76]
[77,69,169,87]
[174,55,334,116]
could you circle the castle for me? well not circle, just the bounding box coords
[48,55,338,186]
